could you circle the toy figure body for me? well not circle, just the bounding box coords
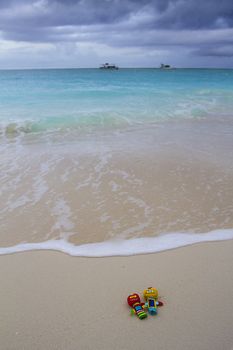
[127,293,147,320]
[143,287,163,315]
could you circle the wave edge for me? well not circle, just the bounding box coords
[0,229,233,257]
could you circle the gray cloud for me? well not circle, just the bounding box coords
[194,45,233,57]
[0,0,232,67]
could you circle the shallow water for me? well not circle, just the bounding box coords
[0,69,233,255]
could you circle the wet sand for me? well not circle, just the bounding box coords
[1,125,233,248]
[0,240,233,350]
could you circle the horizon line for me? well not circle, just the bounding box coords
[0,66,233,71]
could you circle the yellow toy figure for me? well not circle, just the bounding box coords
[143,287,164,315]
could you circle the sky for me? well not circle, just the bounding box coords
[0,0,232,69]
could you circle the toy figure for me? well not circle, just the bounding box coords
[127,293,147,320]
[143,287,164,315]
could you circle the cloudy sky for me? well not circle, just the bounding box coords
[0,0,232,68]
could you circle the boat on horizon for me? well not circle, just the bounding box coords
[160,63,171,69]
[99,63,119,70]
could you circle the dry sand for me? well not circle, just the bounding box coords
[0,240,233,350]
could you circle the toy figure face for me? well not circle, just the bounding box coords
[127,293,140,306]
[143,287,158,299]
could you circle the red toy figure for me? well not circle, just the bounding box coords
[127,293,147,320]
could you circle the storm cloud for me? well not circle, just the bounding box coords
[0,0,232,68]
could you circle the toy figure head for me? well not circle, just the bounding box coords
[143,287,158,300]
[127,293,141,307]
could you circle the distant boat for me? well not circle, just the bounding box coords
[160,63,171,69]
[99,63,119,70]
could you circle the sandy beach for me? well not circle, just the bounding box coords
[0,2,233,348]
[1,240,233,350]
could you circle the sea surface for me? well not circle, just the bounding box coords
[0,68,233,256]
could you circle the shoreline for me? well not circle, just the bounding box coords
[1,240,233,350]
[0,229,233,257]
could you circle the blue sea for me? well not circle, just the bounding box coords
[0,68,233,256]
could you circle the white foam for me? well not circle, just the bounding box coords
[51,198,74,232]
[0,229,233,257]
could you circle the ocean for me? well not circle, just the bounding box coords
[0,68,233,256]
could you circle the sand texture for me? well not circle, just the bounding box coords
[0,240,233,350]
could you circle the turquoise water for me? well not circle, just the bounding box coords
[1,68,233,135]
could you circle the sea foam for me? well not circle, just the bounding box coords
[0,229,233,257]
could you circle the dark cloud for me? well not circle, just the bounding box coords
[0,0,232,30]
[154,0,233,29]
[0,0,232,66]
